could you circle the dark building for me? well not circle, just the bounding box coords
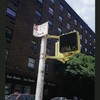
[5,0,95,99]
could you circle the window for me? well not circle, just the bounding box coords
[44,89,48,95]
[74,19,77,25]
[67,23,70,30]
[28,58,35,69]
[48,31,52,35]
[94,46,95,49]
[34,10,42,22]
[60,4,64,12]
[5,83,11,95]
[5,27,13,41]
[11,0,19,6]
[85,30,87,33]
[6,8,16,19]
[5,49,9,61]
[94,39,95,42]
[80,25,83,29]
[80,34,82,40]
[49,7,54,15]
[59,16,62,22]
[90,34,92,37]
[24,86,31,93]
[46,48,50,55]
[90,43,92,46]
[85,39,87,44]
[14,84,22,93]
[68,12,71,19]
[80,44,82,49]
[45,64,49,74]
[51,0,54,3]
[31,41,37,50]
[48,24,53,33]
[58,27,62,34]
[90,51,92,54]
[47,38,52,44]
[38,0,43,3]
[73,29,77,32]
[48,20,53,27]
[85,48,87,53]
[35,10,41,17]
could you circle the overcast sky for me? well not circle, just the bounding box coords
[65,0,95,32]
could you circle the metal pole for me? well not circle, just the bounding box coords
[35,35,47,100]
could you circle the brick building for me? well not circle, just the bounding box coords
[5,0,95,99]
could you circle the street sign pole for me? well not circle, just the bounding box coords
[33,22,48,100]
[35,35,47,100]
[33,22,80,100]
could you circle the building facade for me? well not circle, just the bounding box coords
[5,0,95,99]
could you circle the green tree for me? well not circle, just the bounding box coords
[65,53,95,79]
[54,53,95,99]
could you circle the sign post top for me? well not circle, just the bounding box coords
[33,21,48,37]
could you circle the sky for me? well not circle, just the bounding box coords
[65,0,95,32]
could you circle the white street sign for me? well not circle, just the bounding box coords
[33,22,48,37]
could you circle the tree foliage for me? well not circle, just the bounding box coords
[65,53,95,78]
